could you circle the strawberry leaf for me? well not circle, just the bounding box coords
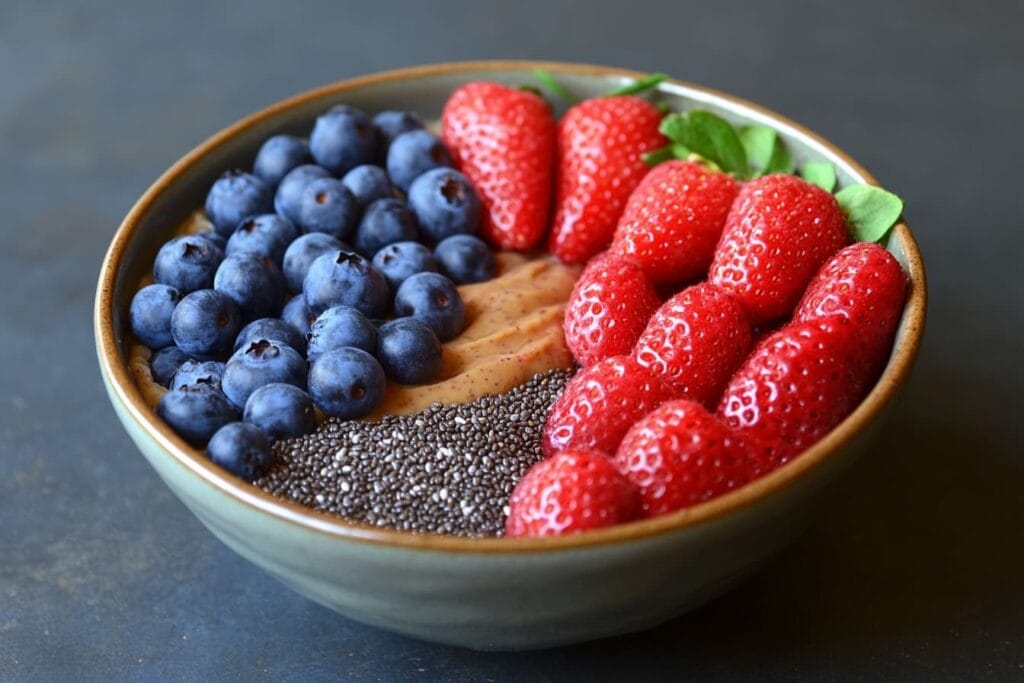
[660,110,749,178]
[801,161,837,192]
[608,73,668,97]
[642,143,690,167]
[739,125,794,177]
[532,69,579,104]
[836,185,904,243]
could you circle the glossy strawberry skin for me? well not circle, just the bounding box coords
[564,251,661,367]
[611,160,740,285]
[633,282,752,406]
[548,96,667,265]
[505,448,640,537]
[542,355,676,457]
[615,400,762,517]
[441,82,556,251]
[709,174,848,324]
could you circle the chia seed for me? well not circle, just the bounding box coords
[255,369,572,537]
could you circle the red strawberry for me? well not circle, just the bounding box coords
[548,96,667,264]
[611,160,740,284]
[441,82,556,251]
[615,399,762,517]
[709,174,848,324]
[564,251,661,366]
[543,355,675,457]
[633,282,752,406]
[505,448,640,537]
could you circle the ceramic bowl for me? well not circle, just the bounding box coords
[94,61,926,650]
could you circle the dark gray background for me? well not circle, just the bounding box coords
[2,0,1021,680]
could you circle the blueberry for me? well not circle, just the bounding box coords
[341,165,394,207]
[353,198,418,257]
[153,234,224,294]
[222,339,307,408]
[282,233,345,293]
[129,283,181,349]
[373,110,424,146]
[434,234,496,284]
[225,214,299,266]
[376,318,442,385]
[206,422,273,480]
[253,135,312,186]
[308,347,385,419]
[394,272,465,341]
[303,250,389,318]
[274,164,332,223]
[170,289,241,358]
[407,168,482,243]
[280,294,316,337]
[199,228,227,251]
[306,305,377,362]
[371,241,438,291]
[157,384,239,447]
[243,383,316,440]
[234,317,307,356]
[297,178,359,240]
[309,107,377,176]
[170,359,226,391]
[205,171,273,236]
[386,130,452,192]
[150,346,191,387]
[214,253,286,321]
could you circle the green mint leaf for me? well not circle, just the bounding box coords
[738,125,794,176]
[835,184,904,243]
[801,161,837,192]
[660,110,749,178]
[532,69,579,104]
[608,73,668,97]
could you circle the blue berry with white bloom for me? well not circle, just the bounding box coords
[243,383,316,440]
[373,110,424,147]
[274,164,331,223]
[280,294,316,337]
[297,178,359,240]
[308,347,385,419]
[303,250,389,318]
[170,289,241,358]
[434,234,496,284]
[342,164,394,207]
[386,130,452,192]
[234,317,307,356]
[407,168,481,243]
[170,360,225,391]
[206,422,273,480]
[309,106,378,176]
[150,346,191,387]
[354,198,418,257]
[371,241,438,291]
[225,214,299,266]
[282,233,345,293]
[214,253,286,321]
[253,135,312,186]
[130,283,181,349]
[153,234,224,294]
[205,170,273,236]
[157,384,239,446]
[394,272,465,341]
[376,317,442,385]
[222,339,307,408]
[306,305,377,362]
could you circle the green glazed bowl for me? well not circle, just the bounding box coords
[95,61,926,650]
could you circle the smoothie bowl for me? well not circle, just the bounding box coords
[94,61,925,650]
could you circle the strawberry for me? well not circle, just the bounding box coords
[614,399,762,517]
[632,282,752,406]
[563,251,661,367]
[542,355,675,457]
[611,160,740,284]
[548,96,667,264]
[505,448,640,537]
[441,81,556,251]
[709,174,848,324]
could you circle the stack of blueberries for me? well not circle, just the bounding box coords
[128,105,496,480]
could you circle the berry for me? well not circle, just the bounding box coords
[153,234,224,294]
[234,317,307,356]
[274,164,332,223]
[394,272,465,342]
[376,317,442,385]
[280,294,316,338]
[611,160,740,284]
[170,289,241,358]
[614,399,761,517]
[243,383,317,441]
[709,174,848,324]
[386,129,452,192]
[441,82,555,250]
[353,198,418,257]
[129,283,181,349]
[282,232,344,293]
[205,170,273,236]
[306,305,377,362]
[308,347,386,419]
[150,346,191,387]
[342,164,395,207]
[225,213,299,266]
[563,252,660,367]
[303,250,389,318]
[156,384,239,447]
[213,253,286,321]
[407,168,482,243]
[633,282,752,406]
[309,106,378,175]
[505,449,640,537]
[252,135,312,187]
[542,355,675,456]
[371,241,438,291]
[222,339,307,408]
[169,359,225,392]
[373,110,424,146]
[549,96,667,264]
[206,422,273,480]
[297,178,360,241]
[197,228,227,251]
[433,234,495,285]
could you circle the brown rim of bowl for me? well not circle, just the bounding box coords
[94,60,927,554]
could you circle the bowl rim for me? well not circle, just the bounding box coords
[94,60,927,554]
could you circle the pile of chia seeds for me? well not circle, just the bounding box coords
[256,369,572,537]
